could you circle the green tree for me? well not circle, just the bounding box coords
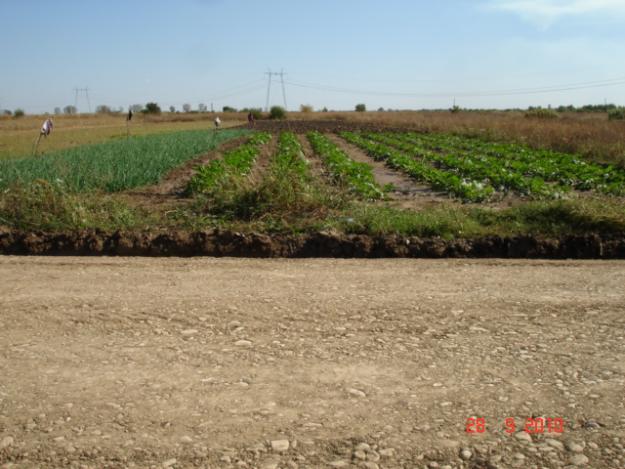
[355,103,366,112]
[269,106,286,119]
[144,102,161,114]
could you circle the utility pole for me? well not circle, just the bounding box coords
[265,70,273,112]
[280,69,287,111]
[265,69,288,111]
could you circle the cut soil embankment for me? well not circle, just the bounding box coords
[1,228,624,258]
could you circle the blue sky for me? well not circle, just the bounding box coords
[1,0,625,113]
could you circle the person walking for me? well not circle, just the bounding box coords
[214,116,221,130]
[247,111,255,129]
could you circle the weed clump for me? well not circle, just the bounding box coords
[608,107,625,121]
[524,108,559,119]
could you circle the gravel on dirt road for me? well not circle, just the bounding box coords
[1,257,624,469]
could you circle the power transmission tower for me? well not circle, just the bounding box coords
[73,87,91,113]
[265,69,288,111]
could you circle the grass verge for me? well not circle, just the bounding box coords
[0,180,148,231]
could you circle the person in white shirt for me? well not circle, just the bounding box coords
[40,118,53,137]
[214,116,221,129]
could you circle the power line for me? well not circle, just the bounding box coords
[283,76,625,99]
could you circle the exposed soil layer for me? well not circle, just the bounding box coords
[1,257,624,469]
[1,228,624,258]
[248,120,417,134]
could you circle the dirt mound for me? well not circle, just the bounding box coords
[1,228,624,258]
[247,120,414,134]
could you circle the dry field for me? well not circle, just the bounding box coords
[0,113,245,160]
[1,257,624,469]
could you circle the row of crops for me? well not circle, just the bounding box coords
[341,131,625,202]
[0,129,248,193]
[188,130,625,205]
[189,131,384,202]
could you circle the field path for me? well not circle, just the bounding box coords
[328,134,449,208]
[1,258,624,468]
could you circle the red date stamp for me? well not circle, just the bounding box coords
[466,417,564,434]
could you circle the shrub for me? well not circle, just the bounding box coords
[223,106,237,112]
[13,109,25,118]
[300,104,314,113]
[450,105,461,114]
[355,103,366,112]
[525,107,559,119]
[144,102,161,114]
[269,106,286,120]
[96,105,112,114]
[608,107,625,121]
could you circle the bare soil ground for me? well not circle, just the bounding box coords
[1,258,624,469]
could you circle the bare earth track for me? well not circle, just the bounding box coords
[1,257,624,469]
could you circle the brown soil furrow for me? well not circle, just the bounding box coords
[143,135,249,196]
[247,134,278,186]
[296,133,330,182]
[118,135,250,213]
[328,133,451,208]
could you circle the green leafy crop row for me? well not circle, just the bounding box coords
[365,132,562,198]
[187,132,271,194]
[307,131,383,200]
[340,132,494,202]
[396,132,625,196]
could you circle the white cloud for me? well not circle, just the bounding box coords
[486,0,625,26]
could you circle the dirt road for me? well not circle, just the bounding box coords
[1,258,624,469]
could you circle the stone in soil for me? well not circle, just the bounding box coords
[271,439,289,452]
[0,437,14,449]
[569,454,589,466]
[347,388,366,398]
[566,441,584,453]
[514,431,532,443]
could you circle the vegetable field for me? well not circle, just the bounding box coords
[341,131,625,202]
[1,123,624,240]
